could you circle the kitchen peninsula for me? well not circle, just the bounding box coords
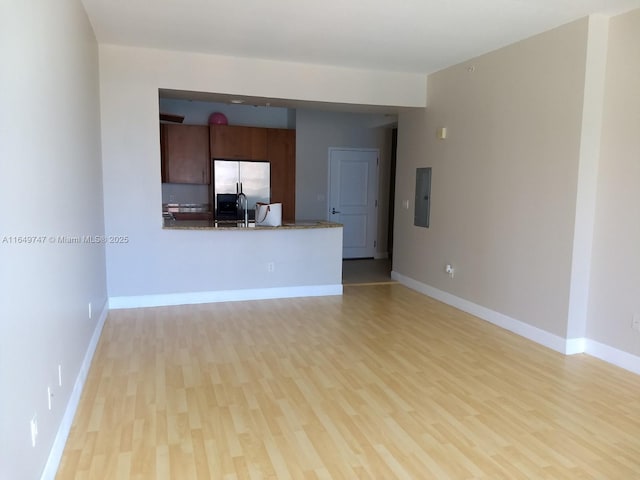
[131,106,343,310]
[117,216,345,310]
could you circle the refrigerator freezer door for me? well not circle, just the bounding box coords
[214,160,240,195]
[214,160,270,220]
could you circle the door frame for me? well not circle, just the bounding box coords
[327,147,380,258]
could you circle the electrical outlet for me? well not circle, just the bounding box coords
[30,415,38,447]
[267,262,275,273]
[632,313,640,333]
[445,264,455,278]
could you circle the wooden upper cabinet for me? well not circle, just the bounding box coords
[267,128,296,223]
[161,124,210,184]
[210,125,268,160]
[209,124,296,221]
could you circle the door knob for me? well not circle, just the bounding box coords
[331,207,341,214]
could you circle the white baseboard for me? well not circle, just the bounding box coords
[565,337,587,355]
[41,300,109,480]
[585,339,640,375]
[109,284,343,309]
[391,271,640,375]
[391,271,570,354]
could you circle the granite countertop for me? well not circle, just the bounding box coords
[163,218,342,230]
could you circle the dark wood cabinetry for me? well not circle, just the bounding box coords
[267,129,296,223]
[161,124,210,184]
[210,124,296,222]
[210,125,267,160]
[161,123,296,223]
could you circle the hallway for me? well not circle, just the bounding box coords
[342,258,395,285]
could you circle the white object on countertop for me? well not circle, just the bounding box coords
[255,203,282,227]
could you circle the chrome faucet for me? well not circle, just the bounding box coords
[237,183,248,227]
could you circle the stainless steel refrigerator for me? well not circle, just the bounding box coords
[214,160,270,221]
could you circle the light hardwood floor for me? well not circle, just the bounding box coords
[57,284,640,479]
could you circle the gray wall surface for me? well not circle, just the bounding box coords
[0,1,108,478]
[394,18,589,338]
[587,9,640,356]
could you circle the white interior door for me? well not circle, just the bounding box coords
[329,148,378,259]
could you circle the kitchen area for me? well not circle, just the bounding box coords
[124,92,344,307]
[101,88,397,307]
[159,95,351,237]
[95,46,400,307]
[160,103,298,226]
[158,92,395,232]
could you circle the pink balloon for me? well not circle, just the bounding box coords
[208,112,228,125]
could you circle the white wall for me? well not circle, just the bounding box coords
[99,45,424,298]
[296,109,395,256]
[0,1,107,478]
[394,19,589,338]
[587,9,640,356]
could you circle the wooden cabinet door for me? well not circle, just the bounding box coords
[268,129,296,223]
[210,125,267,160]
[161,124,210,184]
